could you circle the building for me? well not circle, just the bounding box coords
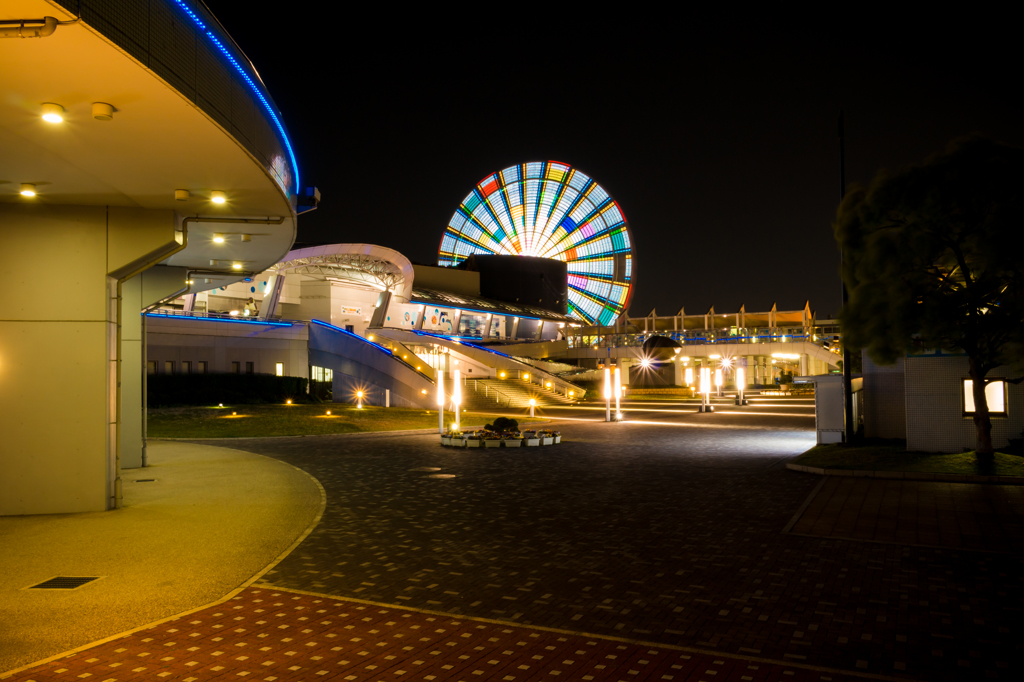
[1,0,305,515]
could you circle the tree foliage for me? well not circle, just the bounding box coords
[835,136,1024,455]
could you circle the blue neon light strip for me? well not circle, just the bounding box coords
[171,0,299,192]
[311,320,432,378]
[145,312,293,327]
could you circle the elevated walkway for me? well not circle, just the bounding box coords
[309,320,436,408]
[372,327,585,401]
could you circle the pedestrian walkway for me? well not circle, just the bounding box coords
[2,586,869,682]
[0,442,323,674]
[790,477,1024,550]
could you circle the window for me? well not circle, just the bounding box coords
[963,379,1007,416]
[197,361,207,374]
[231,361,240,374]
[147,361,156,375]
[182,361,192,374]
[164,361,174,375]
[245,362,254,374]
[345,325,354,333]
[276,362,284,376]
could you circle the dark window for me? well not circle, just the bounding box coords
[147,361,156,375]
[197,361,207,374]
[164,361,174,375]
[246,362,254,374]
[231,361,240,374]
[182,361,192,374]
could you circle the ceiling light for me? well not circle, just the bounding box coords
[41,103,64,123]
[92,102,114,120]
[175,189,190,201]
[19,183,37,197]
[241,234,251,242]
[213,233,225,243]
[210,190,226,204]
[232,263,242,270]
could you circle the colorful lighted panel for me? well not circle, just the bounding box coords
[438,161,633,326]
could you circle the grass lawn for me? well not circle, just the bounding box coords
[148,404,536,439]
[793,440,1024,477]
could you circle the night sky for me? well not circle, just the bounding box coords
[206,9,1021,321]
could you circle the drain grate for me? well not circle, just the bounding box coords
[29,576,100,590]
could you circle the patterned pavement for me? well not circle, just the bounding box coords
[6,407,1023,681]
[3,587,866,682]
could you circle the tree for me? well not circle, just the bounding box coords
[835,136,1024,457]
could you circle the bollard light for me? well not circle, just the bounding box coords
[685,367,694,386]
[603,367,612,422]
[436,372,445,434]
[453,369,462,431]
[613,366,622,420]
[356,390,363,409]
[715,368,723,387]
[529,398,536,418]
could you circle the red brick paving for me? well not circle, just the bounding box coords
[2,587,872,682]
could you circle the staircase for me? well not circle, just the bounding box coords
[459,378,580,410]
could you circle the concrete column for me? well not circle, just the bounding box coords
[536,320,545,340]
[800,353,809,377]
[1,204,182,515]
[451,309,462,335]
[259,273,286,319]
[483,314,494,338]
[511,317,520,339]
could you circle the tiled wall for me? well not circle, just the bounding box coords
[862,353,907,439]
[905,355,1024,453]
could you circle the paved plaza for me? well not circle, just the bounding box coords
[5,401,1023,681]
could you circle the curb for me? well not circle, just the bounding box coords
[151,421,554,442]
[786,462,1024,485]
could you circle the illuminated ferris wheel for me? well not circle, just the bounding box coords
[438,161,634,326]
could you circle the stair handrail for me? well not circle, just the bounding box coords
[470,377,514,408]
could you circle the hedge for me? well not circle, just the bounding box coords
[147,373,311,407]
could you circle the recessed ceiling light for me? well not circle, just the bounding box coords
[174,189,190,201]
[210,190,226,204]
[92,102,114,121]
[232,263,242,270]
[20,183,37,197]
[41,103,64,123]
[213,233,225,243]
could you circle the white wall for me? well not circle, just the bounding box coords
[906,355,1024,453]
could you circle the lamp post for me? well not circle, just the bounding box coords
[715,367,723,397]
[452,369,461,432]
[700,365,713,412]
[436,371,445,434]
[603,367,612,422]
[356,390,363,409]
[613,365,622,420]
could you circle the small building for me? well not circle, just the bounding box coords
[863,351,1024,452]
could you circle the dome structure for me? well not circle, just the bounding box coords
[438,161,634,326]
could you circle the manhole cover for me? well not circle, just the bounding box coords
[426,474,457,479]
[28,576,100,590]
[409,467,442,472]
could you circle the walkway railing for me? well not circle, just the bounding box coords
[568,326,842,351]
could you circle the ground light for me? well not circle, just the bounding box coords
[286,399,292,404]
[326,410,331,415]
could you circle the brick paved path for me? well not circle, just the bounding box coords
[190,418,1024,680]
[3,587,866,682]
[792,478,1024,550]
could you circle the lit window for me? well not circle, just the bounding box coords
[164,361,174,375]
[276,362,284,376]
[197,361,207,374]
[182,361,192,374]
[147,361,156,375]
[231,361,240,374]
[963,379,1007,416]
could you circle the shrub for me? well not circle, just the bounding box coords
[148,373,310,407]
